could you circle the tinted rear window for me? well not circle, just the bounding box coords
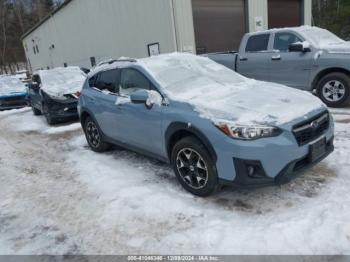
[245,34,270,52]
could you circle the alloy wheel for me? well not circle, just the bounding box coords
[86,121,101,148]
[322,80,346,102]
[176,148,208,190]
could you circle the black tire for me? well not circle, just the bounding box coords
[42,104,56,125]
[83,116,110,152]
[316,72,350,107]
[31,102,42,116]
[171,136,219,197]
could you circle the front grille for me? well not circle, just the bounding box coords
[292,112,330,146]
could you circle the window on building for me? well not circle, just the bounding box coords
[245,34,270,52]
[90,57,96,67]
[120,69,152,96]
[273,32,302,51]
[95,69,119,93]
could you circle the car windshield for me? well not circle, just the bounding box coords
[38,67,86,97]
[297,26,344,47]
[139,53,247,94]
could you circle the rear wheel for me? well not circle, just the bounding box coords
[171,137,219,197]
[317,72,350,107]
[83,117,110,152]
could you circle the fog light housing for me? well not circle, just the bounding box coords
[234,158,268,180]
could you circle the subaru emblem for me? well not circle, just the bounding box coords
[311,120,319,129]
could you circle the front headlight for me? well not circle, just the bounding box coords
[214,121,282,140]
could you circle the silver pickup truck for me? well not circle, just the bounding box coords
[205,26,350,107]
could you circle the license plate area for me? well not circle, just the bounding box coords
[309,137,326,162]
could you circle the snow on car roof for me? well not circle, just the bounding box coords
[36,66,86,98]
[88,58,136,77]
[139,52,325,125]
[252,26,346,50]
[0,75,27,96]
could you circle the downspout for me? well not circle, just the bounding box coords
[170,0,179,52]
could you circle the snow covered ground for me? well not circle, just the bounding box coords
[0,107,349,255]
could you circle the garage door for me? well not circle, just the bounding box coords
[192,0,246,54]
[268,0,302,29]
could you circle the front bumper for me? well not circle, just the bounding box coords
[47,104,78,119]
[0,94,28,110]
[220,136,334,187]
[213,117,335,186]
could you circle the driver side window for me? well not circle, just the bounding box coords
[274,32,302,52]
[120,69,151,96]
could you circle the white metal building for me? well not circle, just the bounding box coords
[22,0,312,71]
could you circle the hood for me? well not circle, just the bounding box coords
[139,52,326,126]
[38,67,86,98]
[321,42,350,54]
[171,80,326,126]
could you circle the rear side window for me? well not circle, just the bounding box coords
[120,69,152,96]
[274,32,302,51]
[245,34,270,52]
[88,75,97,88]
[95,69,119,93]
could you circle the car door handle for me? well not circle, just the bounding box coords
[240,57,248,61]
[271,55,281,61]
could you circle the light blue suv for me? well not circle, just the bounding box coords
[78,53,334,196]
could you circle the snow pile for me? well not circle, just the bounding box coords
[0,104,350,254]
[0,75,27,96]
[37,67,86,98]
[140,53,326,125]
[0,108,80,135]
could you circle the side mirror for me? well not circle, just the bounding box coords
[289,41,311,53]
[130,89,149,104]
[130,89,162,109]
[31,82,40,91]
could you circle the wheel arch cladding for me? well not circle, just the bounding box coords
[165,122,217,162]
[80,110,91,126]
[313,67,350,89]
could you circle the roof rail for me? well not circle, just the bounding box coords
[98,58,137,66]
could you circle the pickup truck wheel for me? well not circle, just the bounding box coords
[171,137,219,197]
[317,72,350,107]
[83,117,110,152]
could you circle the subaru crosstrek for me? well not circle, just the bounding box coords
[78,53,334,196]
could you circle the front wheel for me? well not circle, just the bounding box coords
[171,137,219,197]
[31,102,42,116]
[83,117,110,152]
[42,104,56,125]
[316,72,350,107]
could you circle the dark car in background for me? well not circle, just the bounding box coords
[0,75,28,110]
[28,66,86,125]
